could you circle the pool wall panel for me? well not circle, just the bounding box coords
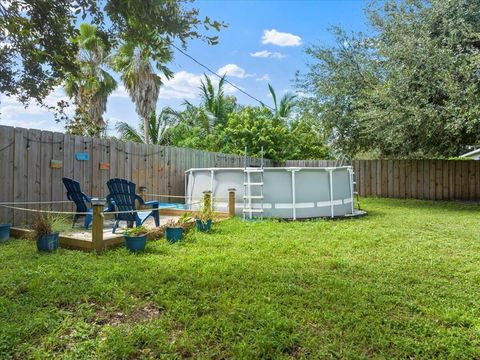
[186,167,355,219]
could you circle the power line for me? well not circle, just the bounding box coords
[171,44,275,111]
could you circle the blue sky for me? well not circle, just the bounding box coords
[0,0,369,134]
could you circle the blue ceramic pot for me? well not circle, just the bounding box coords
[195,219,212,232]
[0,224,11,242]
[37,232,59,252]
[124,235,147,252]
[165,227,184,243]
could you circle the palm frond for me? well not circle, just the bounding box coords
[268,83,278,113]
[116,121,144,143]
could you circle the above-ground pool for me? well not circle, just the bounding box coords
[185,167,361,219]
[157,202,188,210]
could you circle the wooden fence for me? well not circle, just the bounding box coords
[2,124,479,226]
[0,125,271,225]
[286,159,480,202]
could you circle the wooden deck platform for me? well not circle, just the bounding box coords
[10,215,180,252]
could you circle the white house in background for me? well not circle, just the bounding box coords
[460,148,480,160]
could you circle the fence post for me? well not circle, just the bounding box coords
[91,199,105,252]
[228,188,236,218]
[203,190,212,211]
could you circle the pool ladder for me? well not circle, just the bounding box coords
[351,170,361,210]
[243,168,264,220]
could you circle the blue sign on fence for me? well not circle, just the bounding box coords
[75,152,89,161]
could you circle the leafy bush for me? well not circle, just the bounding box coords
[31,214,68,239]
[123,225,149,237]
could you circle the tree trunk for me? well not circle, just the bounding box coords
[143,116,150,144]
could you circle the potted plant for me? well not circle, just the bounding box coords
[123,225,149,252]
[165,213,192,243]
[195,206,214,232]
[32,214,60,252]
[0,223,11,243]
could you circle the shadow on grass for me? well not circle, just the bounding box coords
[364,197,480,214]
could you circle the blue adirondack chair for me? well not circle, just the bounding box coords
[62,177,99,229]
[106,178,160,234]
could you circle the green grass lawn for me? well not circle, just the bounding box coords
[1,198,480,359]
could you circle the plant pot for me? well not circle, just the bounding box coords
[0,224,11,242]
[37,232,59,252]
[165,227,184,243]
[195,219,212,232]
[124,234,147,252]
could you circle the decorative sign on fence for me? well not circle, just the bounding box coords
[50,160,63,169]
[75,152,89,161]
[99,162,110,170]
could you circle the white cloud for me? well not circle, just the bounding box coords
[261,29,302,47]
[250,50,286,59]
[111,85,129,98]
[107,117,124,125]
[159,70,237,100]
[0,86,73,131]
[256,74,271,82]
[217,64,254,78]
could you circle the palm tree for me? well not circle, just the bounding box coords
[111,42,173,144]
[116,107,177,145]
[64,23,117,136]
[197,74,236,131]
[268,84,297,121]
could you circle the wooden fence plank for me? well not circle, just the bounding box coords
[369,161,376,197]
[26,129,41,215]
[387,160,394,197]
[125,141,133,183]
[40,131,53,208]
[13,128,28,225]
[468,161,476,201]
[457,161,463,200]
[85,137,93,196]
[63,134,74,212]
[417,160,424,199]
[405,160,411,198]
[399,160,406,198]
[462,161,469,200]
[429,160,436,200]
[73,135,84,191]
[91,137,100,198]
[442,161,449,201]
[116,139,125,180]
[476,161,480,202]
[375,160,382,196]
[0,126,15,224]
[435,160,443,200]
[393,161,400,198]
[381,160,388,197]
[51,132,64,212]
[423,160,430,200]
[359,160,366,196]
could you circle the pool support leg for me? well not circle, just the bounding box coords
[228,188,236,218]
[92,200,105,252]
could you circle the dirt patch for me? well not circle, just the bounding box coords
[57,300,163,326]
[283,343,304,359]
[93,302,163,326]
[169,323,185,343]
[130,302,163,323]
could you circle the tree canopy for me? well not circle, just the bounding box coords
[0,0,224,110]
[297,0,480,159]
[151,81,329,163]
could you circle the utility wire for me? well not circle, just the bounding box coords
[171,44,275,112]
